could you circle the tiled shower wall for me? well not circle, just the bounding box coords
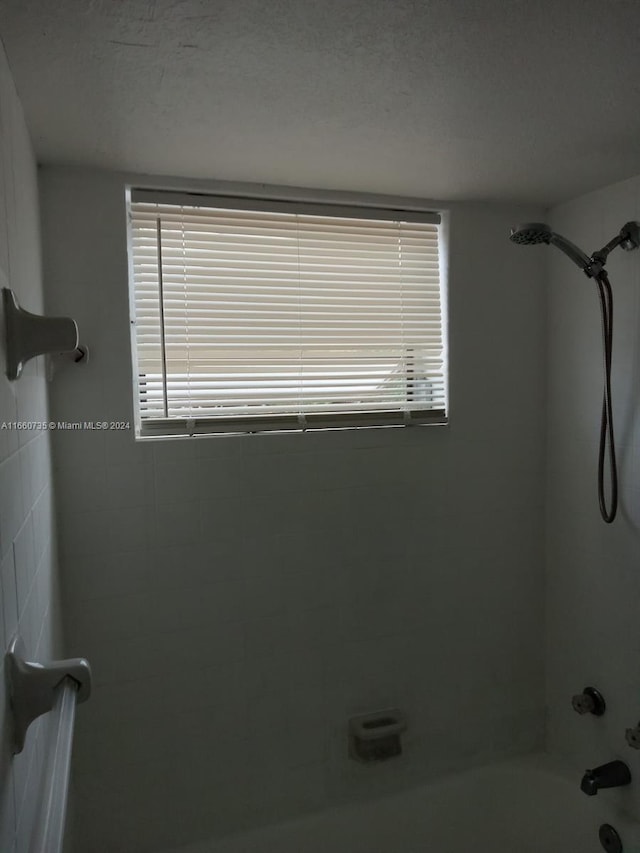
[41,167,548,853]
[0,41,63,853]
[546,175,640,819]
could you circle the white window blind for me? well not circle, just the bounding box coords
[128,190,446,437]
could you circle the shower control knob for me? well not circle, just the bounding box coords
[625,724,640,750]
[599,823,624,853]
[572,687,606,716]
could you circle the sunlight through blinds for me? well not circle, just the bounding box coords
[129,191,446,436]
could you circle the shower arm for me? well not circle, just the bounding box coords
[585,221,640,278]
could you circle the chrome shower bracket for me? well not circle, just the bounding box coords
[587,221,640,277]
[5,635,92,754]
[620,221,640,251]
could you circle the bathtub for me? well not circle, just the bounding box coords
[160,755,640,853]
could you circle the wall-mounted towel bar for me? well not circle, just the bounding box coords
[5,635,91,853]
[5,634,91,753]
[2,287,86,380]
[28,677,78,853]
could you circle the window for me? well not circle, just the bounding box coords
[128,189,446,437]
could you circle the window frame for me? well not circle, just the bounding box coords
[126,186,448,439]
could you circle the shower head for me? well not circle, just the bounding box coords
[509,223,552,245]
[510,222,591,273]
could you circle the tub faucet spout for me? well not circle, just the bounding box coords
[580,761,631,796]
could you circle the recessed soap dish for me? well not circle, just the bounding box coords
[349,708,407,762]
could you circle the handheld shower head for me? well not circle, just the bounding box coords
[510,222,591,272]
[509,223,552,245]
[509,218,640,523]
[508,220,635,524]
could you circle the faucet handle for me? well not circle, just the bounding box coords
[572,686,606,716]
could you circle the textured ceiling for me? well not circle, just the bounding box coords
[1,0,640,205]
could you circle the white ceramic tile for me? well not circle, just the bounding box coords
[155,458,201,504]
[104,428,151,468]
[55,460,108,514]
[78,618,244,688]
[0,781,16,853]
[12,515,35,618]
[52,368,106,424]
[0,45,64,853]
[34,560,53,643]
[17,443,35,514]
[51,426,106,473]
[41,166,552,851]
[15,377,48,448]
[0,124,8,282]
[0,663,17,852]
[151,436,199,465]
[0,558,5,652]
[196,455,246,501]
[0,378,20,462]
[0,453,25,558]
[105,461,154,508]
[11,734,36,839]
[19,578,44,657]
[105,506,149,552]
[30,486,52,567]
[0,82,16,297]
[194,432,244,460]
[75,655,243,735]
[151,540,237,587]
[1,547,17,647]
[61,508,110,559]
[153,501,201,547]
[546,174,640,823]
[63,548,144,605]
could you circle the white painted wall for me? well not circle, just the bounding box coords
[0,41,63,853]
[40,167,548,853]
[546,176,640,818]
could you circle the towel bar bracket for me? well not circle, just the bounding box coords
[4,635,92,754]
[2,287,82,380]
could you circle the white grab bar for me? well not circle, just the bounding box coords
[29,678,78,853]
[5,635,91,853]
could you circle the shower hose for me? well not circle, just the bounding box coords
[595,270,617,523]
